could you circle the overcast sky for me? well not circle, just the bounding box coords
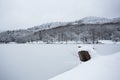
[0,0,120,31]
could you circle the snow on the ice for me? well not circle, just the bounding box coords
[0,44,120,80]
[0,44,79,80]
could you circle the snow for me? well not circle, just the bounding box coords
[27,41,44,44]
[77,46,97,59]
[49,52,120,80]
[76,16,120,24]
[0,44,79,80]
[27,22,68,32]
[97,40,120,44]
[113,17,120,22]
[0,44,120,80]
[98,40,116,44]
[49,44,120,80]
[79,16,112,24]
[28,16,117,32]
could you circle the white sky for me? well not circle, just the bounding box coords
[0,0,120,31]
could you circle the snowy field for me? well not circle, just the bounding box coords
[49,44,120,80]
[0,44,120,80]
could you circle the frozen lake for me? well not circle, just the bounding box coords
[0,44,120,80]
[0,44,80,80]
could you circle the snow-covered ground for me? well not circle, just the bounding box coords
[98,40,116,44]
[0,44,120,80]
[0,44,79,80]
[49,44,120,80]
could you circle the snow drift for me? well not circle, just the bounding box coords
[49,45,120,80]
[0,44,120,80]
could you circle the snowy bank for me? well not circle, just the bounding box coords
[49,50,120,80]
[0,44,120,80]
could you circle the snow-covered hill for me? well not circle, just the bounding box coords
[113,17,120,23]
[27,22,68,32]
[25,17,120,32]
[0,16,120,43]
[77,16,112,24]
[27,17,120,32]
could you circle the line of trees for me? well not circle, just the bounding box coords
[0,23,120,44]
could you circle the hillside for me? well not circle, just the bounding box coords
[0,17,120,43]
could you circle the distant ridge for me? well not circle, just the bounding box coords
[0,16,120,43]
